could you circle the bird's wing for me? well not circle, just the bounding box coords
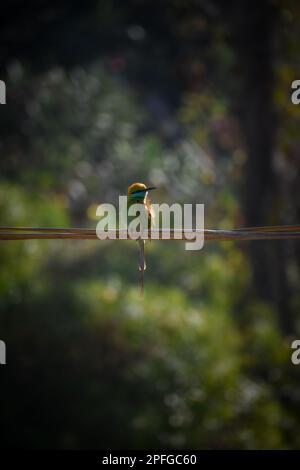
[146,198,155,227]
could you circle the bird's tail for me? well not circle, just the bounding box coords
[138,239,146,297]
[138,239,146,271]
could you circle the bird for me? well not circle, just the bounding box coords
[127,183,156,295]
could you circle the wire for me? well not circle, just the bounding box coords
[0,225,300,241]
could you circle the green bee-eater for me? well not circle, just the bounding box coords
[127,182,156,294]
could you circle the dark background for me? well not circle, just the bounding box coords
[0,0,300,449]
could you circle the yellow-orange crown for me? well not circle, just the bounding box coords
[127,182,147,196]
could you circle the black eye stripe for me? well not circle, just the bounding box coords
[131,189,146,194]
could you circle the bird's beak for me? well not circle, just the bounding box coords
[146,187,156,191]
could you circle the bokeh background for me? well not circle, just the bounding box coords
[0,0,300,449]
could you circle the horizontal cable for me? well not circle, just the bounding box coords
[0,226,300,241]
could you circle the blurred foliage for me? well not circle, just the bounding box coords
[1,0,300,450]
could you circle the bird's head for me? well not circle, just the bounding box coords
[127,182,156,202]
